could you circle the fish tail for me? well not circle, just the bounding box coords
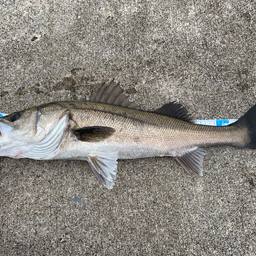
[230,104,256,149]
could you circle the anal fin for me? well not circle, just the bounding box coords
[174,148,205,176]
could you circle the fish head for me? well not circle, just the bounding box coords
[0,103,69,159]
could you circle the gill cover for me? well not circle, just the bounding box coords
[20,114,69,159]
[0,106,69,159]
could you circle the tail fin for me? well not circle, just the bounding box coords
[230,104,256,149]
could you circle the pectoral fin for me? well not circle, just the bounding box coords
[175,148,205,176]
[73,126,115,142]
[88,151,118,189]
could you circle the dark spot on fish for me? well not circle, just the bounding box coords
[31,36,38,41]
[122,112,127,117]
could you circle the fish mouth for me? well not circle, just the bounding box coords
[0,122,14,157]
[0,122,12,138]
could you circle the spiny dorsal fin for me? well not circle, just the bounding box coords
[72,126,115,142]
[89,80,139,109]
[174,148,205,176]
[87,151,118,189]
[154,102,192,121]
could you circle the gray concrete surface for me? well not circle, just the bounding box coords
[0,0,256,255]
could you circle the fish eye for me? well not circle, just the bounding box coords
[9,112,22,122]
[11,114,18,121]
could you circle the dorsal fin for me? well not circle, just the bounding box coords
[89,80,139,109]
[154,102,192,121]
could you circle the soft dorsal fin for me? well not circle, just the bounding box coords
[174,148,205,176]
[72,126,115,142]
[154,102,192,121]
[89,80,139,109]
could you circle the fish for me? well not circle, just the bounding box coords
[0,80,256,189]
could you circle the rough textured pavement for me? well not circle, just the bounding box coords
[1,1,256,255]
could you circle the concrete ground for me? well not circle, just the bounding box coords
[0,0,256,255]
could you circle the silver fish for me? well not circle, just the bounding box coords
[0,80,255,188]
